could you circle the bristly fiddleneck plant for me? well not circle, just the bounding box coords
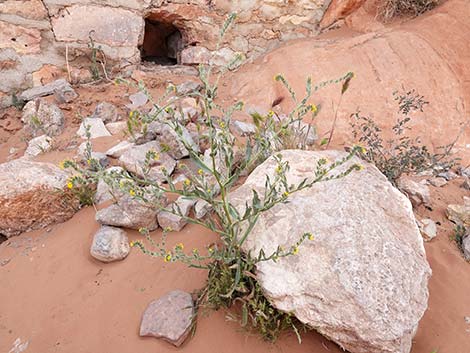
[62,13,362,342]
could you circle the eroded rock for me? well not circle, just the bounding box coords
[90,226,130,263]
[230,150,431,353]
[140,290,194,347]
[22,99,65,137]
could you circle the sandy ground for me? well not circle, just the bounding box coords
[1,7,470,350]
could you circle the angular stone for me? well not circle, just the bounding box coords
[105,141,135,159]
[22,99,65,137]
[176,81,202,95]
[419,218,438,241]
[157,197,195,232]
[446,197,470,227]
[427,177,447,188]
[230,150,431,353]
[194,199,211,219]
[94,167,126,205]
[19,79,73,102]
[156,124,199,160]
[24,135,53,158]
[140,290,194,347]
[106,121,128,135]
[397,176,431,207]
[90,226,130,263]
[95,191,163,231]
[77,118,111,139]
[180,46,211,65]
[232,120,257,136]
[463,234,470,261]
[119,141,176,183]
[127,92,148,110]
[0,159,77,237]
[92,102,119,123]
[54,85,78,104]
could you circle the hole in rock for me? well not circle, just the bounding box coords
[0,234,7,245]
[141,18,183,66]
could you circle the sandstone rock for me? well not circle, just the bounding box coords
[22,99,65,137]
[94,167,126,204]
[92,102,119,123]
[418,219,438,241]
[446,197,470,227]
[463,234,470,261]
[230,150,431,353]
[95,191,163,231]
[0,159,77,237]
[119,141,176,183]
[232,120,257,136]
[19,79,73,102]
[156,124,199,160]
[320,0,367,28]
[140,290,194,347]
[194,199,211,219]
[0,22,41,55]
[180,46,211,65]
[54,85,78,104]
[127,92,148,110]
[397,177,431,207]
[77,118,112,139]
[427,177,447,188]
[105,141,135,159]
[24,135,53,158]
[176,81,202,95]
[157,197,195,232]
[90,226,130,263]
[105,121,128,135]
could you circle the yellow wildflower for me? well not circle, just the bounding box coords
[130,241,135,247]
[275,165,282,174]
[198,169,204,175]
[208,247,214,254]
[129,189,136,196]
[292,246,299,255]
[220,121,226,129]
[184,179,191,186]
[129,111,134,119]
[283,191,289,198]
[164,252,172,262]
[267,110,274,118]
[192,248,199,255]
[307,233,314,241]
[310,104,318,113]
[66,181,73,189]
[175,243,184,251]
[59,160,67,170]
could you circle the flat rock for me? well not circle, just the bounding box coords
[24,135,53,158]
[90,226,130,263]
[22,99,65,137]
[446,197,470,227]
[157,197,195,231]
[0,158,77,237]
[119,141,176,183]
[397,176,431,207]
[77,117,112,139]
[230,150,431,353]
[105,141,135,159]
[95,189,164,231]
[19,79,72,102]
[140,290,194,347]
[92,102,119,123]
[106,121,128,135]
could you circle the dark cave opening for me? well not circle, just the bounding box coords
[141,18,183,66]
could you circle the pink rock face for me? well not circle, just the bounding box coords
[0,0,48,20]
[0,22,41,54]
[140,290,194,347]
[51,5,144,47]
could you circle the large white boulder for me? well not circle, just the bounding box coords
[230,150,431,353]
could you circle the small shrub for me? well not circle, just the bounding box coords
[379,0,440,20]
[453,225,467,254]
[351,89,458,184]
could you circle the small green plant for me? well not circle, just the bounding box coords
[379,0,440,20]
[11,93,26,110]
[452,225,467,254]
[88,31,106,81]
[351,89,458,184]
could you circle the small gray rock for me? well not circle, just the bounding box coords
[140,290,194,347]
[127,92,148,110]
[418,219,437,241]
[156,124,199,160]
[24,135,53,158]
[106,121,128,135]
[397,176,431,207]
[54,85,78,104]
[232,120,257,136]
[94,166,126,204]
[105,141,135,159]
[427,177,447,188]
[157,197,195,231]
[22,99,65,137]
[93,102,119,123]
[19,79,71,101]
[90,226,130,263]
[77,117,112,139]
[176,81,202,95]
[194,200,211,219]
[437,171,458,181]
[463,234,470,261]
